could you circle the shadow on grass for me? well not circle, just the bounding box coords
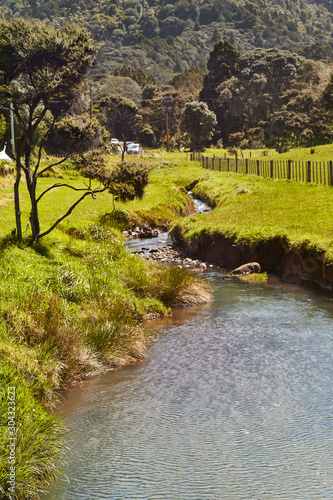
[0,233,52,258]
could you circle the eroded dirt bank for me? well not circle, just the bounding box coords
[171,227,333,291]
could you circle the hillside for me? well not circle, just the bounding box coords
[1,0,333,80]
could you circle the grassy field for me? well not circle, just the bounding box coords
[171,164,333,262]
[204,144,333,162]
[0,151,196,237]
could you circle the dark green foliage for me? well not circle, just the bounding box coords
[181,101,217,150]
[299,42,333,62]
[0,20,95,102]
[113,65,157,87]
[200,40,241,102]
[72,149,109,181]
[169,66,205,96]
[0,0,332,81]
[98,95,141,152]
[107,161,150,204]
[321,73,333,111]
[211,47,333,148]
[54,114,105,154]
[139,123,156,147]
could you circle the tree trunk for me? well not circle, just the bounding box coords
[29,191,40,240]
[122,135,126,162]
[14,160,22,240]
[24,168,40,240]
[23,136,40,240]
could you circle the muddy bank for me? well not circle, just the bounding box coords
[170,227,333,291]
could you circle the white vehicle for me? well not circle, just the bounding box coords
[110,138,119,146]
[126,142,142,154]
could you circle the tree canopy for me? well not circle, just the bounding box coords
[207,46,333,148]
[0,0,333,81]
[180,100,217,150]
[200,40,241,102]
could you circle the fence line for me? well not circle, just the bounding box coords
[190,152,333,186]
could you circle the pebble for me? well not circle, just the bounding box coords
[126,224,217,271]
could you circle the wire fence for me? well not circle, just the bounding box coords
[191,152,333,186]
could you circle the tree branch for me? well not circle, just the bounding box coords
[33,116,56,177]
[36,154,72,178]
[36,182,99,203]
[37,187,107,240]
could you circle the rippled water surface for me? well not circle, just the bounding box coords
[45,275,333,500]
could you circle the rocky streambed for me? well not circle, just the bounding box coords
[125,192,216,271]
[125,226,215,270]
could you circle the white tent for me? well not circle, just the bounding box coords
[0,144,12,162]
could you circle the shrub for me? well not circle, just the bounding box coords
[0,366,64,500]
[99,208,131,230]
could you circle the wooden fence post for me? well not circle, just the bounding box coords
[257,159,260,176]
[330,161,333,186]
[270,160,274,178]
[219,158,222,171]
[212,157,215,170]
[287,160,291,180]
[236,157,238,173]
[245,158,248,174]
[307,161,311,183]
[227,158,230,172]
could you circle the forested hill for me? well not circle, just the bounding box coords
[1,0,333,80]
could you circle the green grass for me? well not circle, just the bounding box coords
[0,154,198,237]
[266,144,333,162]
[171,167,333,262]
[236,272,268,283]
[203,144,333,162]
[0,366,64,500]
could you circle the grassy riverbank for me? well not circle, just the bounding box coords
[171,168,333,260]
[0,155,210,500]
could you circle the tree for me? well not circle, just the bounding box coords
[98,95,141,160]
[180,101,217,150]
[113,65,157,88]
[0,19,97,241]
[107,161,149,209]
[213,48,328,146]
[169,66,205,99]
[91,75,143,107]
[74,155,150,212]
[199,40,240,102]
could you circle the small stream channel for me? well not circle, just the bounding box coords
[44,196,333,500]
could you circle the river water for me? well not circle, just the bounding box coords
[44,273,333,500]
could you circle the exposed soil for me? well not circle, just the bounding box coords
[170,227,333,291]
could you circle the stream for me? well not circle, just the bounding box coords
[44,273,333,500]
[44,196,333,500]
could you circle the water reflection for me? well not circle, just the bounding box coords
[45,275,333,500]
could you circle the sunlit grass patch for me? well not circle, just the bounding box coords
[236,272,268,283]
[172,169,333,262]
